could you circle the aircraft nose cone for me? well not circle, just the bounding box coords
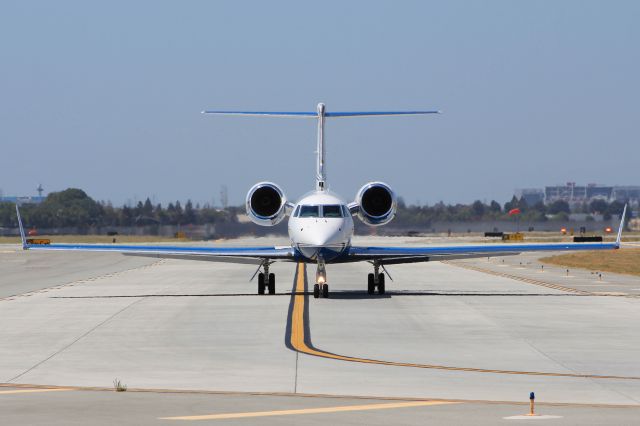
[295,219,347,261]
[308,221,343,246]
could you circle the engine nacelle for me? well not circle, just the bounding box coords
[246,182,288,226]
[354,182,397,226]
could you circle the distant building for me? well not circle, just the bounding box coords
[0,196,45,205]
[586,184,613,200]
[516,188,544,206]
[516,182,640,206]
[545,182,587,203]
[612,186,640,203]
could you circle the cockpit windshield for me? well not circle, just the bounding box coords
[322,205,343,218]
[296,204,345,218]
[298,205,320,218]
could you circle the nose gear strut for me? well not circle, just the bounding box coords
[313,258,329,298]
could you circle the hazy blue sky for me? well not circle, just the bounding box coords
[1,1,638,206]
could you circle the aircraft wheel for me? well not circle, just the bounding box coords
[322,283,329,298]
[378,273,386,295]
[268,273,276,295]
[313,284,320,299]
[367,273,375,295]
[258,273,265,295]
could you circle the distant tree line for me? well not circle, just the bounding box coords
[0,188,236,229]
[392,196,627,228]
[0,188,629,230]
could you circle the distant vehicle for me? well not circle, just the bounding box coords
[15,103,626,299]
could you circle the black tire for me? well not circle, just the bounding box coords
[313,284,320,299]
[378,273,386,295]
[268,273,276,295]
[322,283,329,298]
[367,273,375,295]
[258,273,265,295]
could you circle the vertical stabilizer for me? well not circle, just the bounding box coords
[316,103,326,191]
[15,204,27,249]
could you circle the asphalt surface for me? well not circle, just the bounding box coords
[1,237,639,424]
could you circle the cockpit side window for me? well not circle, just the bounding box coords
[299,205,320,218]
[342,205,350,217]
[293,205,301,217]
[322,205,343,218]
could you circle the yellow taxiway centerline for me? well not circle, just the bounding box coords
[288,263,640,380]
[160,400,458,420]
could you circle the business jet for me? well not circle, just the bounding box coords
[15,103,625,299]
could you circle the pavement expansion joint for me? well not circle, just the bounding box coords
[5,297,145,383]
[0,259,165,302]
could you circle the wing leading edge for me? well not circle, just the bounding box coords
[343,241,618,264]
[23,243,296,264]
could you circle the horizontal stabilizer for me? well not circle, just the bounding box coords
[202,111,317,117]
[325,111,441,117]
[202,110,441,118]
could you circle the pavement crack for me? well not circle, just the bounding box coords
[6,297,144,383]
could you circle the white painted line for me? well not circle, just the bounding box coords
[504,414,563,420]
[569,283,611,287]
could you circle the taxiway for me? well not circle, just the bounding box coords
[1,237,639,424]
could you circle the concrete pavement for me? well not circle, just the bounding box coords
[1,237,639,424]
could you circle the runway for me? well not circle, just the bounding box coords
[1,238,640,424]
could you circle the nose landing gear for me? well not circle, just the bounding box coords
[314,260,329,299]
[313,282,329,298]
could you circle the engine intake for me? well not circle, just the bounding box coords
[355,182,397,226]
[246,182,287,226]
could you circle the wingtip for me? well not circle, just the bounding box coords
[615,204,627,248]
[15,203,28,250]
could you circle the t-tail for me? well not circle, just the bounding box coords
[203,103,440,191]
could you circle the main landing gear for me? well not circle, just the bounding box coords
[313,261,329,299]
[256,261,275,295]
[367,262,386,295]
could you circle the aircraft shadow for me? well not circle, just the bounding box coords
[50,291,582,299]
[321,290,581,300]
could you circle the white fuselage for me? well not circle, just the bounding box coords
[287,190,354,262]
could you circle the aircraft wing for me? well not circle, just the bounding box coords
[14,205,295,264]
[22,243,296,264]
[340,241,618,264]
[343,204,627,265]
